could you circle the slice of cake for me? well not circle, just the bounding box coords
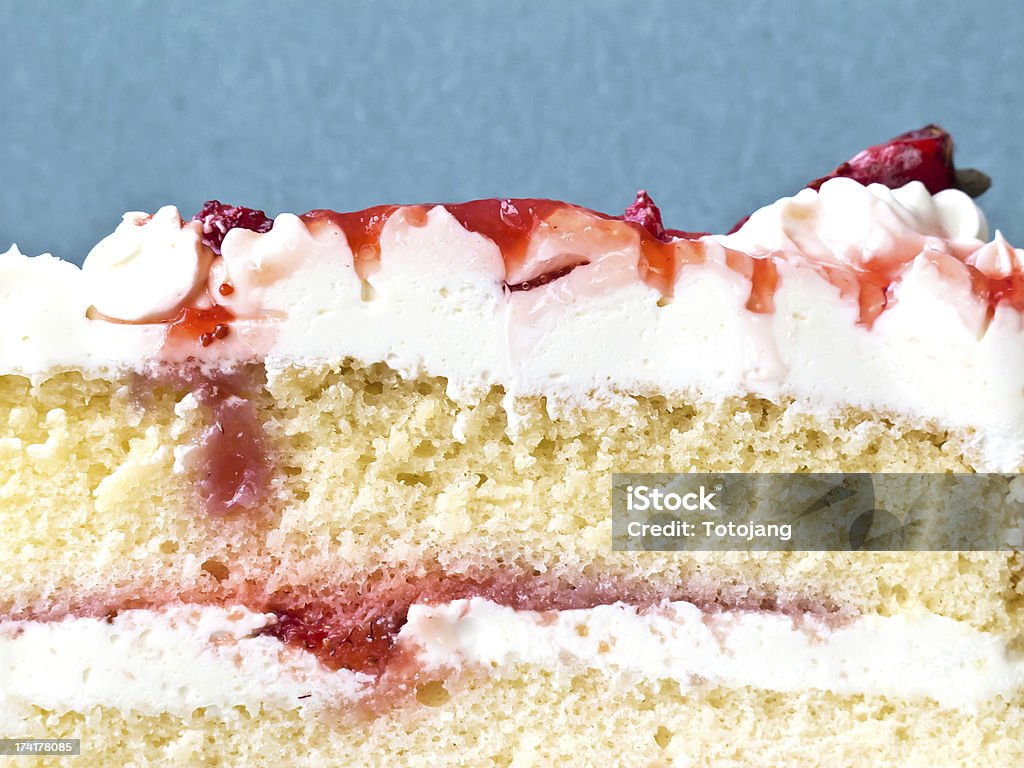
[0,126,1022,766]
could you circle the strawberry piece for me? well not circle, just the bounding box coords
[807,125,958,194]
[625,190,708,240]
[729,125,990,233]
[624,190,669,241]
[193,200,274,256]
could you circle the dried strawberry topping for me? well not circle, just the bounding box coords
[193,200,274,256]
[624,190,669,241]
[807,125,959,194]
[623,190,708,242]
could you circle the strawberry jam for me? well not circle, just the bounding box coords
[165,304,235,348]
[148,366,272,519]
[302,206,399,281]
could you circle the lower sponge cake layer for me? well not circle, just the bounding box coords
[14,676,1024,768]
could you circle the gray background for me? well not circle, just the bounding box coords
[1,0,1021,264]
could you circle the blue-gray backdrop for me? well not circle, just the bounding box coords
[1,0,1021,263]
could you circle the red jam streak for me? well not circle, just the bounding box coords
[301,195,706,298]
[162,201,277,352]
[302,205,398,281]
[148,367,272,519]
[9,568,844,680]
[198,393,269,516]
[256,587,544,676]
[194,200,274,256]
[254,570,830,676]
[721,124,1011,325]
[625,190,711,296]
[165,304,235,348]
[296,192,1019,326]
[625,190,682,295]
[968,266,1024,330]
[444,199,567,276]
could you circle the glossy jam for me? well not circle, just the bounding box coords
[300,196,706,297]
[970,269,1024,329]
[302,206,399,281]
[296,195,1024,325]
[444,199,567,276]
[165,304,235,348]
[188,153,1017,334]
[721,248,778,315]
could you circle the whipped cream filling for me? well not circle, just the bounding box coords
[1,180,1022,469]
[403,598,1024,712]
[0,600,1020,727]
[0,605,370,728]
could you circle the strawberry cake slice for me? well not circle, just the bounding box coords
[0,127,1021,766]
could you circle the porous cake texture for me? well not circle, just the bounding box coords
[1,127,1023,766]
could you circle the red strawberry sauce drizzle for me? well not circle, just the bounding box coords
[722,124,1019,325]
[158,201,279,353]
[301,197,710,299]
[302,205,398,281]
[183,127,1017,332]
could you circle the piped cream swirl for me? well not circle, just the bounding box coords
[81,206,209,323]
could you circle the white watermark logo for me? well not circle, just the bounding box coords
[624,484,718,512]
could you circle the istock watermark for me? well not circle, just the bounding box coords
[612,473,1024,551]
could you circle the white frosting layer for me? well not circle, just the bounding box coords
[0,600,1020,727]
[2,180,1023,468]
